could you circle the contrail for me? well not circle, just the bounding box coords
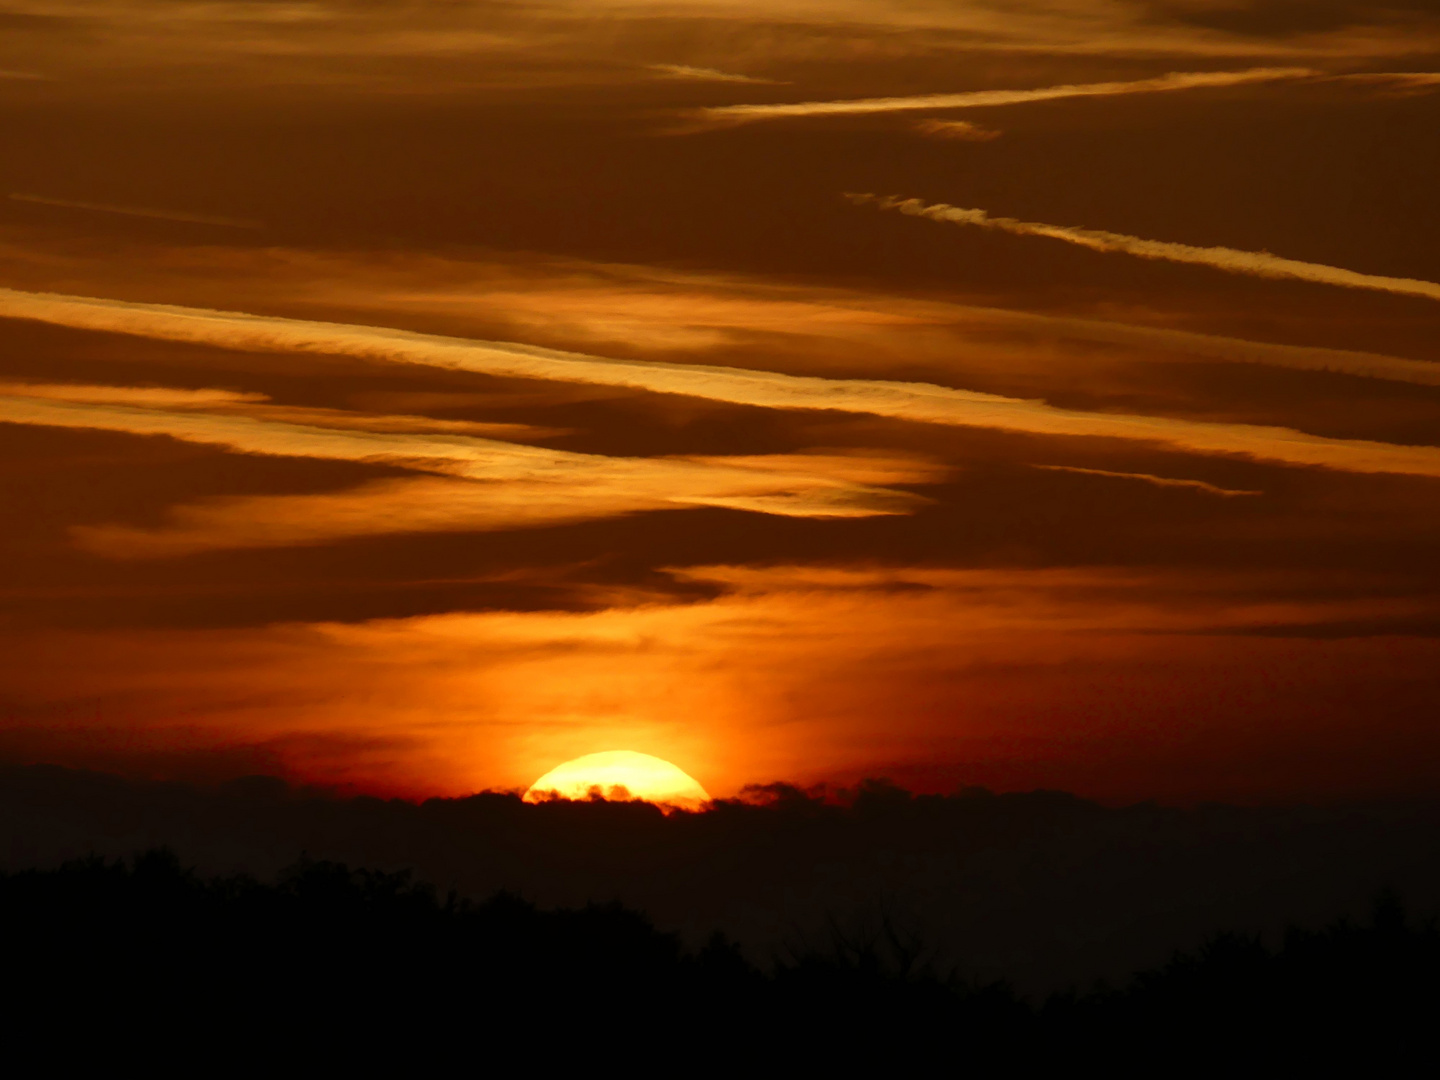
[959,308,1440,387]
[649,64,778,84]
[1032,464,1260,497]
[4,286,1440,478]
[9,193,261,230]
[852,195,1440,304]
[1336,72,1440,89]
[696,67,1315,125]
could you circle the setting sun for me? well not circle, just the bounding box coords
[523,751,711,810]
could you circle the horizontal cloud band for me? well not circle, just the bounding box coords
[3,287,1440,478]
[697,67,1315,124]
[853,195,1440,303]
[0,393,924,523]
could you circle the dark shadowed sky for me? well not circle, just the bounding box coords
[1,0,1437,800]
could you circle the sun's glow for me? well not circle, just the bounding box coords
[523,751,711,810]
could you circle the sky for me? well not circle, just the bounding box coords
[0,0,1438,802]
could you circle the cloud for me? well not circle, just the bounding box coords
[341,261,1440,383]
[0,391,929,555]
[9,193,261,230]
[1337,71,1440,88]
[648,63,778,83]
[70,476,641,557]
[5,561,1433,798]
[72,449,940,557]
[1032,464,1261,497]
[693,67,1316,126]
[0,380,567,438]
[913,118,1002,141]
[853,195,1440,304]
[8,238,1437,390]
[961,308,1440,387]
[404,281,926,352]
[0,381,267,407]
[1143,1,1440,42]
[5,286,1440,480]
[7,0,1438,104]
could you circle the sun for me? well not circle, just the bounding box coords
[523,751,711,810]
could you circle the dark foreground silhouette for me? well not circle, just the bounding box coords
[3,850,1435,1069]
[6,764,1440,997]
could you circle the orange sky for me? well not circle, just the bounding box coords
[1,0,1438,802]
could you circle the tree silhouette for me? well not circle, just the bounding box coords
[4,849,1435,1068]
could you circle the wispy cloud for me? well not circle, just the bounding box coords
[1336,71,1440,90]
[1032,464,1261,497]
[852,195,1440,304]
[970,310,1440,388]
[648,63,778,83]
[0,382,266,407]
[0,380,564,439]
[5,1,1437,108]
[0,391,927,555]
[913,119,1001,141]
[694,67,1316,125]
[10,239,1437,388]
[5,287,1440,479]
[9,193,261,230]
[73,452,936,558]
[230,406,565,440]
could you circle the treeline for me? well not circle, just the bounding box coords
[3,851,1435,1068]
[7,765,1440,995]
